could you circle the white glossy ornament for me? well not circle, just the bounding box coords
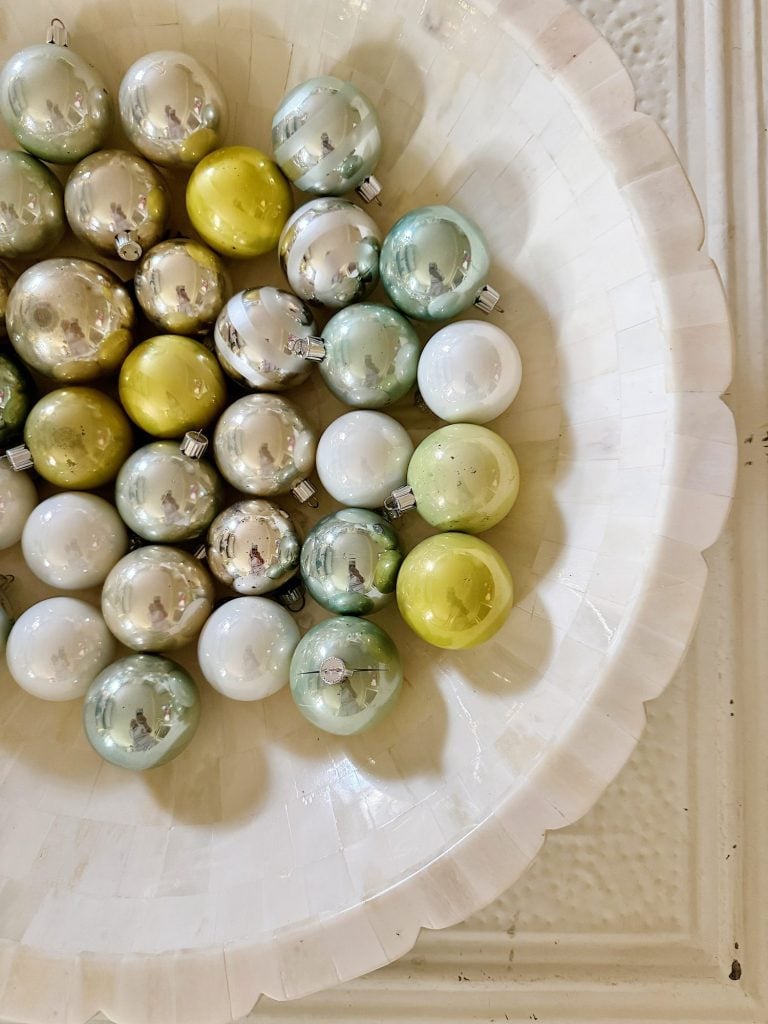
[316,411,413,508]
[0,459,37,550]
[21,492,128,590]
[197,597,300,701]
[417,321,522,423]
[6,597,115,701]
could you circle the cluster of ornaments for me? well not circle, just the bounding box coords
[0,25,524,772]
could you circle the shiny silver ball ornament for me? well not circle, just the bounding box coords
[272,75,382,199]
[64,149,171,261]
[289,615,402,735]
[119,51,227,169]
[213,286,317,391]
[6,258,134,381]
[115,440,223,542]
[0,22,112,164]
[278,197,382,309]
[134,239,230,336]
[213,394,317,499]
[206,499,301,596]
[101,545,214,652]
[0,262,16,337]
[0,150,65,258]
[83,654,200,771]
[301,508,403,615]
[380,205,497,321]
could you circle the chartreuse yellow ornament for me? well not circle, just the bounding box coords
[186,146,293,258]
[25,387,132,489]
[396,533,513,650]
[119,335,226,438]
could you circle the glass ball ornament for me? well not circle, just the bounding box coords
[115,441,223,543]
[206,499,301,596]
[0,353,35,445]
[272,75,382,198]
[0,459,37,550]
[101,545,214,652]
[213,286,317,391]
[380,205,493,321]
[119,50,227,169]
[83,654,200,771]
[118,334,226,438]
[213,394,317,498]
[6,258,134,382]
[22,492,128,590]
[25,387,132,489]
[64,148,171,262]
[417,321,522,423]
[6,597,115,701]
[186,146,292,258]
[134,239,231,337]
[0,261,16,337]
[0,150,65,258]
[300,508,403,615]
[0,25,112,164]
[278,197,382,308]
[396,533,514,649]
[197,596,300,701]
[289,615,402,736]
[316,303,420,408]
[316,410,413,508]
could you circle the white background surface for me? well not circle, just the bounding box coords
[246,1,767,1019]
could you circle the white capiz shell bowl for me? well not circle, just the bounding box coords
[0,1,736,1022]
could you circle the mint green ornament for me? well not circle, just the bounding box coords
[289,616,402,735]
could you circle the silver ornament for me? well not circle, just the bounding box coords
[64,149,171,261]
[101,545,214,651]
[134,238,230,336]
[301,508,403,615]
[0,262,16,337]
[83,653,200,770]
[119,51,227,169]
[272,75,382,199]
[115,440,223,542]
[0,22,112,164]
[6,257,134,381]
[0,150,65,258]
[206,499,300,595]
[278,197,381,308]
[213,286,317,390]
[213,394,317,498]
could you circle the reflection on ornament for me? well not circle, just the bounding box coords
[198,597,300,701]
[206,499,300,596]
[186,146,292,258]
[316,410,413,508]
[0,150,65,258]
[22,492,128,590]
[289,615,402,735]
[6,258,134,381]
[396,533,514,649]
[0,459,37,550]
[83,653,200,770]
[119,51,226,168]
[278,197,381,308]
[7,597,115,701]
[272,75,381,198]
[300,508,402,615]
[24,387,132,489]
[0,353,35,445]
[119,334,226,438]
[134,238,230,337]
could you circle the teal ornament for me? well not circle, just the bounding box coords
[379,205,492,321]
[272,76,381,197]
[0,150,65,258]
[318,303,420,408]
[0,353,35,446]
[0,26,112,164]
[289,615,402,735]
[301,508,403,615]
[83,653,200,771]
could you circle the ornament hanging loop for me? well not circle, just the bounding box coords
[46,18,69,46]
[382,485,417,521]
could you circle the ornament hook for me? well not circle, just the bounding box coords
[46,18,69,46]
